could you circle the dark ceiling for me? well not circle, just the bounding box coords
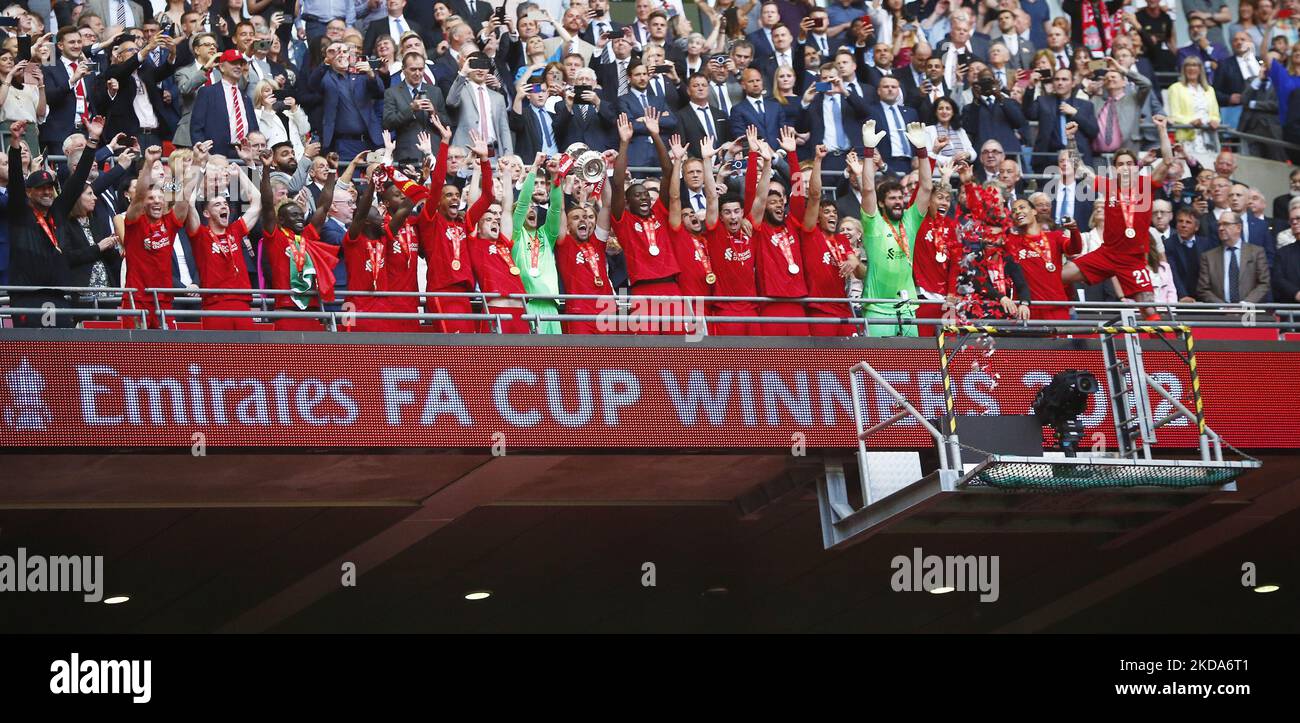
[0,452,1294,633]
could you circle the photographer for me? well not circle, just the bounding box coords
[91,30,179,149]
[1086,56,1152,153]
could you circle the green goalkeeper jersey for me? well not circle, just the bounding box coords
[861,204,924,320]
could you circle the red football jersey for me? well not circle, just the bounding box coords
[123,211,183,294]
[189,218,251,306]
[703,221,756,297]
[611,199,681,284]
[1096,174,1152,259]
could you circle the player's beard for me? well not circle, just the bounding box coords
[886,204,904,222]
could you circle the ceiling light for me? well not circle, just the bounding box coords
[464,590,492,601]
[103,596,130,605]
[1253,584,1280,594]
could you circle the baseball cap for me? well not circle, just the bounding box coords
[25,170,56,188]
[217,49,247,64]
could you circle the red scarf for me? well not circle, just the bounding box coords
[1081,1,1119,56]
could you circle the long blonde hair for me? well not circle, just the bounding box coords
[1179,56,1210,90]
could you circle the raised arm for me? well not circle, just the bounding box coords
[348,178,375,238]
[805,144,826,231]
[514,161,539,232]
[178,145,209,234]
[125,145,163,223]
[465,131,495,229]
[259,149,278,234]
[858,120,886,217]
[905,122,933,215]
[666,134,686,230]
[701,138,721,228]
[237,162,263,231]
[611,112,633,218]
[1149,114,1174,183]
[309,170,339,232]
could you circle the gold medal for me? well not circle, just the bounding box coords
[451,259,461,270]
[705,272,717,284]
[1045,261,1056,272]
[594,277,604,287]
[509,265,521,275]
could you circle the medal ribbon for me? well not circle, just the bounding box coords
[493,238,517,271]
[290,234,306,273]
[579,240,604,285]
[692,235,714,277]
[34,211,59,250]
[885,218,910,260]
[367,240,383,290]
[775,230,797,269]
[527,231,541,272]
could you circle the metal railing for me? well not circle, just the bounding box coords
[4,286,1298,337]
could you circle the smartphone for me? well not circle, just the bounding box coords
[654,64,673,74]
[1088,59,1106,73]
[1015,69,1032,89]
[573,84,592,103]
[469,55,494,71]
[814,80,833,92]
[1036,68,1053,81]
[526,83,544,93]
[525,11,544,21]
[16,35,31,63]
[814,17,826,29]
[0,17,17,27]
[365,151,385,163]
[495,6,507,21]
[587,9,599,19]
[602,30,622,40]
[957,52,971,67]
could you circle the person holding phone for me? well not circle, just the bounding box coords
[0,51,45,154]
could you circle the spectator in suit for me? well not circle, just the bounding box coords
[364,0,425,55]
[641,45,684,109]
[171,33,223,149]
[1214,31,1261,127]
[1197,211,1270,303]
[831,48,875,105]
[319,42,386,161]
[509,80,561,160]
[1042,22,1073,71]
[383,52,451,165]
[593,32,637,97]
[866,76,921,175]
[189,50,259,159]
[582,0,625,49]
[93,33,180,149]
[728,67,782,145]
[1177,15,1231,84]
[447,52,513,156]
[990,9,1034,70]
[803,65,869,169]
[1273,168,1300,221]
[1164,208,1213,302]
[41,26,98,156]
[758,24,805,87]
[961,74,1025,156]
[1228,182,1277,266]
[554,67,618,151]
[448,0,494,36]
[747,3,784,63]
[938,16,991,89]
[1273,207,1300,301]
[544,6,600,65]
[85,0,145,29]
[702,53,743,117]
[1022,67,1098,172]
[862,42,900,88]
[1087,57,1153,153]
[676,72,732,155]
[826,0,867,44]
[621,60,680,169]
[801,7,839,60]
[318,181,354,296]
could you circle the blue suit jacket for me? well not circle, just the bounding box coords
[41,59,96,151]
[1165,234,1216,299]
[746,29,776,62]
[728,96,784,145]
[865,102,921,159]
[1022,89,1098,171]
[619,90,680,168]
[321,70,386,150]
[961,95,1026,156]
[189,82,259,159]
[805,91,871,149]
[320,217,349,290]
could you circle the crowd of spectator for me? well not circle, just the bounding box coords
[1,0,1298,334]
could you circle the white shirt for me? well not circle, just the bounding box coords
[1236,53,1259,81]
[690,102,716,139]
[774,50,793,68]
[1222,241,1242,301]
[1055,182,1076,224]
[173,236,194,287]
[389,14,410,41]
[132,71,159,129]
[63,56,89,120]
[881,100,908,156]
